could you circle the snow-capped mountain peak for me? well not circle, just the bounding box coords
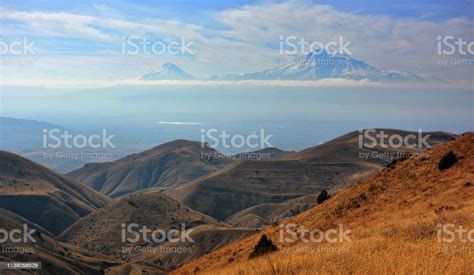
[211,49,437,83]
[141,63,194,80]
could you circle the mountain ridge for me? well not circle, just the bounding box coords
[209,49,442,83]
[66,139,230,198]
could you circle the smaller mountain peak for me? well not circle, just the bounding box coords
[141,63,194,80]
[163,62,178,69]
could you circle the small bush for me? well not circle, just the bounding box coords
[438,151,458,171]
[317,190,331,204]
[249,234,278,259]
[127,200,138,208]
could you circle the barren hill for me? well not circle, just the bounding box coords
[0,150,110,235]
[59,191,256,270]
[0,208,116,275]
[67,140,229,198]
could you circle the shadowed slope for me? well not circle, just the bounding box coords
[0,208,117,275]
[0,151,110,235]
[67,140,229,198]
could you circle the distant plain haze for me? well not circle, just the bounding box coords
[2,84,472,153]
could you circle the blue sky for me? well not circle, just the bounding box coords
[2,0,473,19]
[0,0,473,87]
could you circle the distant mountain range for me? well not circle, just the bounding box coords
[142,50,442,83]
[0,117,64,151]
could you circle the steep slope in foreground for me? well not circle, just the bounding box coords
[167,129,454,226]
[67,140,229,198]
[59,191,256,271]
[0,151,110,235]
[175,132,474,274]
[0,208,116,275]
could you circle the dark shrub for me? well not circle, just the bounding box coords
[385,159,397,169]
[127,200,138,208]
[249,234,278,259]
[438,151,458,171]
[317,189,331,204]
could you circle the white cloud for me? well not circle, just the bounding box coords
[1,78,470,91]
[156,121,201,125]
[0,9,113,40]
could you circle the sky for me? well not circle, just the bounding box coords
[0,0,473,88]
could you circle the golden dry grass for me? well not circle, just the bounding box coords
[194,215,474,275]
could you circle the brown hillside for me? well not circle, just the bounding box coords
[0,150,110,235]
[174,132,474,274]
[67,140,229,198]
[59,191,256,271]
[0,208,117,275]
